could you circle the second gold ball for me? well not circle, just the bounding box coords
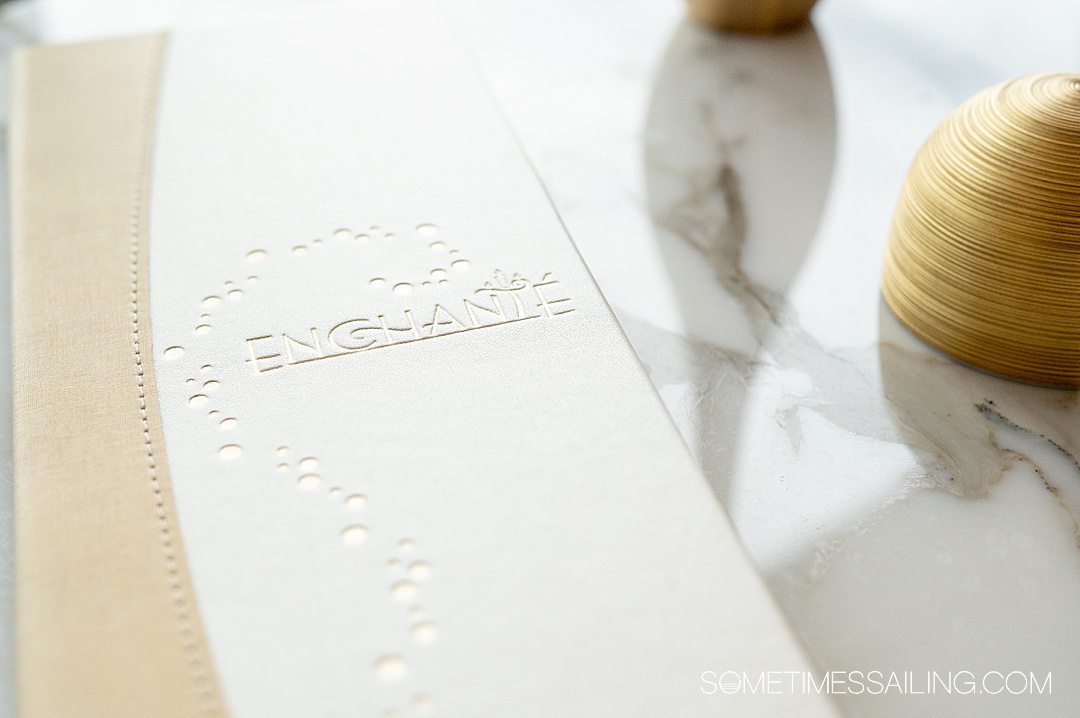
[686,0,819,34]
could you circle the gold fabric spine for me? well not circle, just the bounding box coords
[12,35,228,717]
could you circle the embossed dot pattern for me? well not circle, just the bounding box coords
[218,445,242,461]
[165,221,454,714]
[340,524,367,545]
[374,654,407,682]
[297,474,322,490]
[390,579,418,603]
[408,561,431,580]
[411,621,437,644]
[413,693,432,715]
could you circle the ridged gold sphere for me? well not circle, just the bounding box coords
[883,73,1080,388]
[686,0,819,35]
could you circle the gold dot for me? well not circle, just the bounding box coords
[247,249,267,263]
[163,346,184,360]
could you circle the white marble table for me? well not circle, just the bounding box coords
[458,2,1080,716]
[3,1,1079,716]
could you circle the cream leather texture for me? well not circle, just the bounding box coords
[148,3,836,716]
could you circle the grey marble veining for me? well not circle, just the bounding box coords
[453,1,1080,716]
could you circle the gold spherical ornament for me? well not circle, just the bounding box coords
[883,73,1080,388]
[686,0,819,35]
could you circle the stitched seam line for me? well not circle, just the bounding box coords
[128,38,221,717]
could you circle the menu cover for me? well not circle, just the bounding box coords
[11,3,836,717]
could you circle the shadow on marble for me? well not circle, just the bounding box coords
[637,15,1080,717]
[642,18,836,500]
[751,303,1080,718]
[878,301,1080,507]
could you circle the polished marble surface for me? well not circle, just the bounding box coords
[3,1,1080,716]
[456,2,1080,716]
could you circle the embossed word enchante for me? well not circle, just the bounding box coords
[244,271,574,373]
